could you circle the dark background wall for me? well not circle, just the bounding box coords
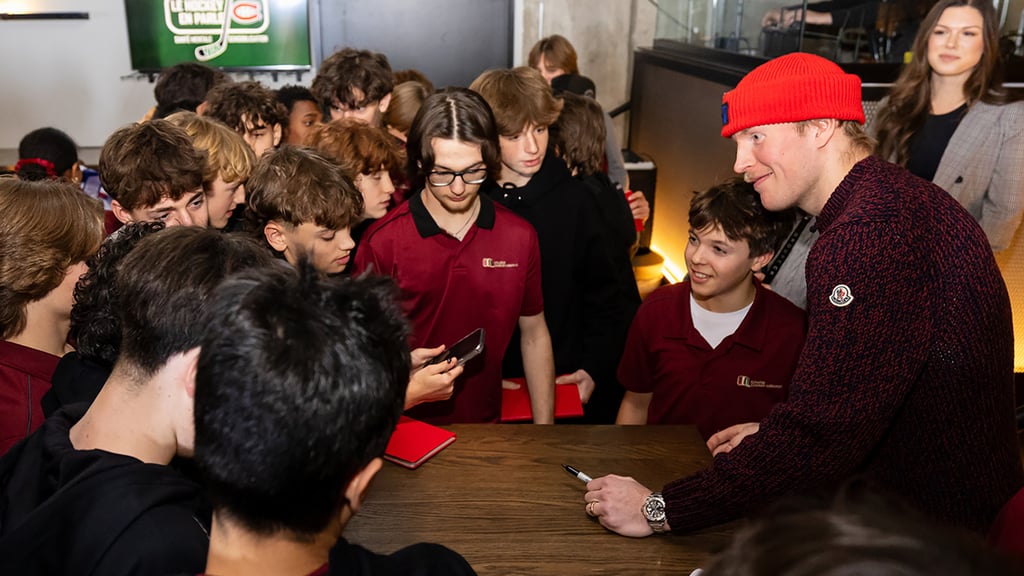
[318,0,513,89]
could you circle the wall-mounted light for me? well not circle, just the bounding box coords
[0,11,89,20]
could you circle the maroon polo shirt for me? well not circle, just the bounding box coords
[0,340,60,455]
[355,192,543,424]
[618,281,806,440]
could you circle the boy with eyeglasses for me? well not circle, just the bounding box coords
[354,88,555,424]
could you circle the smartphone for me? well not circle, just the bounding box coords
[427,328,485,368]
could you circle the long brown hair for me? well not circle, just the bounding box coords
[384,81,431,137]
[874,0,1005,164]
[550,93,606,176]
[406,88,503,190]
[527,35,579,75]
[0,178,104,339]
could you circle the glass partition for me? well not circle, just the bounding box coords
[651,0,923,62]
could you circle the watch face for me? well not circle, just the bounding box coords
[643,494,666,522]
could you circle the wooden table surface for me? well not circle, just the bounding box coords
[347,424,737,575]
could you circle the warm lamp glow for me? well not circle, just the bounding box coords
[993,238,1024,372]
[650,244,687,285]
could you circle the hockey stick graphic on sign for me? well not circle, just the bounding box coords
[195,1,233,61]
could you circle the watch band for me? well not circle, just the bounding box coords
[643,491,667,533]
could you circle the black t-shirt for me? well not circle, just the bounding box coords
[906,103,967,182]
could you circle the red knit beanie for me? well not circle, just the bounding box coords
[721,53,864,138]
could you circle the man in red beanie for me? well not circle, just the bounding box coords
[582,53,1023,537]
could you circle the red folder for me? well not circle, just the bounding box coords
[384,416,456,469]
[500,377,585,422]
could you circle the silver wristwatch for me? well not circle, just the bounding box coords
[642,491,667,533]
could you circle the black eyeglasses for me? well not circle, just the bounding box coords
[428,168,488,187]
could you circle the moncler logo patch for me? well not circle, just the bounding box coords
[482,258,519,269]
[829,284,854,307]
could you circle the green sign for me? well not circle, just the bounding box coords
[125,0,311,71]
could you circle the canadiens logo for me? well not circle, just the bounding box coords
[232,1,263,24]
[736,375,782,389]
[829,284,854,307]
[482,258,519,269]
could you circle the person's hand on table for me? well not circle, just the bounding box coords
[707,422,760,456]
[405,346,464,409]
[583,474,669,537]
[556,369,595,404]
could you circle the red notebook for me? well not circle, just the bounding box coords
[500,377,585,422]
[384,416,456,469]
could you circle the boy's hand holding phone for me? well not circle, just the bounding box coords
[404,330,484,409]
[426,328,485,368]
[406,345,464,409]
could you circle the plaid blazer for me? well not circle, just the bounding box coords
[933,100,1024,251]
[872,99,1024,251]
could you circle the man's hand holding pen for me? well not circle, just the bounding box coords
[564,465,671,538]
[585,475,667,537]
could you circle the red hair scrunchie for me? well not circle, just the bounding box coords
[14,157,58,178]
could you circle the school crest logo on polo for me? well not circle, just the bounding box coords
[736,375,782,389]
[482,258,518,269]
[829,284,854,307]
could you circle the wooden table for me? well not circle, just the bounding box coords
[347,425,737,575]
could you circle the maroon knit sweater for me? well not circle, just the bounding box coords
[663,156,1023,534]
